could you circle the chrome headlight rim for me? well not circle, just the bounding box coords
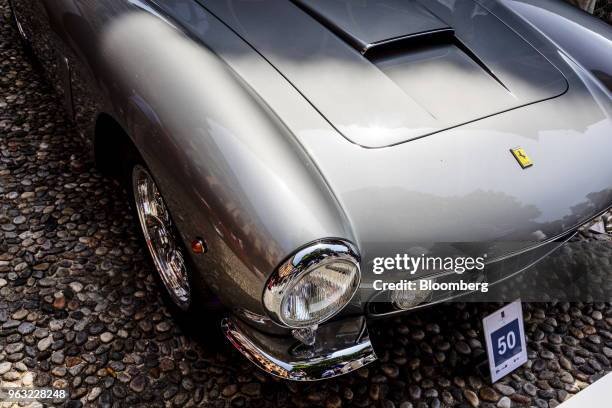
[262,239,361,329]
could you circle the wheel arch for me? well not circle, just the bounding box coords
[93,112,136,180]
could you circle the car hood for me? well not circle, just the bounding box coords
[198,0,568,148]
[187,0,611,262]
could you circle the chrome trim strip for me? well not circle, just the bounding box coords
[222,317,377,381]
[485,203,612,265]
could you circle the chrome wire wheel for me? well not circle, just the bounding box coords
[132,165,191,310]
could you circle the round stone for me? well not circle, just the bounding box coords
[13,215,27,225]
[494,383,515,396]
[498,396,512,408]
[408,385,421,400]
[87,387,102,401]
[222,384,238,397]
[12,310,28,320]
[463,390,479,407]
[456,342,471,355]
[49,320,64,331]
[163,385,178,400]
[37,336,53,352]
[88,323,104,335]
[22,372,34,386]
[17,322,35,335]
[480,386,500,402]
[381,364,399,379]
[129,375,146,393]
[69,282,83,293]
[523,383,538,397]
[155,321,171,333]
[0,362,11,375]
[540,350,555,360]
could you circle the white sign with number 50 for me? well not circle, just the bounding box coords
[483,300,528,383]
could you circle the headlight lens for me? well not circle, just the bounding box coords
[263,240,361,328]
[281,260,359,327]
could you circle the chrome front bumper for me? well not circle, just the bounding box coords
[222,315,377,381]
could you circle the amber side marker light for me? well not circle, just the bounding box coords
[191,238,207,254]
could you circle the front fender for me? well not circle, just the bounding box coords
[99,11,354,315]
[500,0,612,91]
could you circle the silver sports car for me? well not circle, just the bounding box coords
[9,0,612,380]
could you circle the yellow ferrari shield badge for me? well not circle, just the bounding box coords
[510,147,533,169]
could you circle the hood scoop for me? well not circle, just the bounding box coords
[292,0,453,56]
[200,0,569,148]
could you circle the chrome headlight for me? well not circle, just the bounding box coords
[263,239,361,328]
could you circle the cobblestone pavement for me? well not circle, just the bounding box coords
[593,0,612,20]
[570,0,612,21]
[1,1,612,408]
